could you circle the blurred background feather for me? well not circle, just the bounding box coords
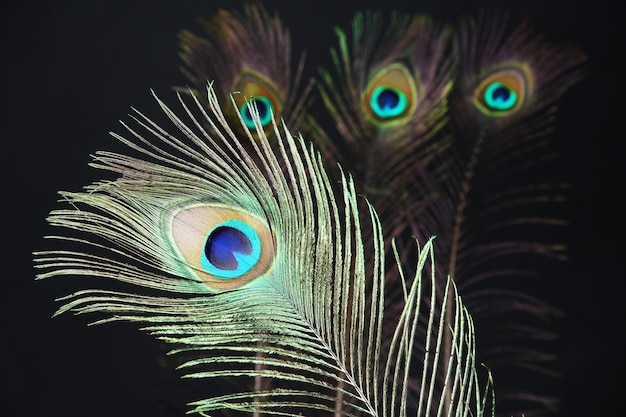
[2,0,624,416]
[175,4,317,142]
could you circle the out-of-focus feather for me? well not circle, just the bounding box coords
[318,11,456,244]
[316,12,464,412]
[177,4,317,142]
[413,12,586,417]
[34,84,493,416]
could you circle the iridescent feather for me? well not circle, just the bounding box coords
[177,4,317,142]
[404,11,585,417]
[34,84,493,416]
[317,11,456,243]
[316,12,463,411]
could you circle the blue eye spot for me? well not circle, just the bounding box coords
[484,82,518,111]
[240,97,273,129]
[201,219,262,279]
[370,86,407,118]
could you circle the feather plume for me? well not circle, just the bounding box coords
[34,84,493,416]
[315,12,464,412]
[177,3,318,143]
[416,12,586,417]
[317,11,456,243]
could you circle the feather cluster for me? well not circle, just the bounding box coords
[35,3,586,417]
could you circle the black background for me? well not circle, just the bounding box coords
[2,1,623,416]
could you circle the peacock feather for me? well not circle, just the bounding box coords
[422,12,585,417]
[316,8,585,417]
[34,84,493,415]
[317,10,456,244]
[176,3,318,143]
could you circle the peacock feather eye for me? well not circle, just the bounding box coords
[166,203,275,291]
[201,219,261,278]
[231,70,282,133]
[239,96,273,129]
[473,66,530,117]
[361,63,418,126]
